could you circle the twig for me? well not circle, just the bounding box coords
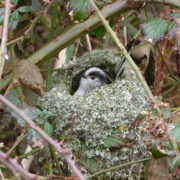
[49,145,63,176]
[151,0,180,8]
[0,150,37,180]
[9,44,24,104]
[87,157,151,179]
[18,147,41,159]
[7,130,27,156]
[0,95,85,180]
[157,44,179,81]
[0,0,11,79]
[86,34,92,51]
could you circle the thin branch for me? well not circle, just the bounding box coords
[87,157,151,179]
[0,95,85,180]
[0,0,11,79]
[0,150,37,180]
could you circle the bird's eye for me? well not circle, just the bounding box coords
[90,75,95,80]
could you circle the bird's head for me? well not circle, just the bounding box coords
[74,67,107,96]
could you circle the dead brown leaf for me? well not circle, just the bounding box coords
[16,59,45,96]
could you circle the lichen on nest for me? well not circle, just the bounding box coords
[38,49,151,179]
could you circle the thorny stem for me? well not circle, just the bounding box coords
[0,0,11,79]
[0,150,37,180]
[0,95,86,180]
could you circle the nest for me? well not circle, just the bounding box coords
[39,49,151,179]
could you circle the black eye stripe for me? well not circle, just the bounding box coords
[88,71,107,82]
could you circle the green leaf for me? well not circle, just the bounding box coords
[0,14,4,25]
[36,108,44,118]
[11,0,18,5]
[66,44,75,62]
[17,6,31,13]
[70,0,91,20]
[93,25,106,40]
[172,155,180,167]
[44,122,54,136]
[151,140,163,158]
[36,118,44,126]
[166,124,180,150]
[167,21,175,33]
[143,18,168,42]
[31,0,42,12]
[0,8,5,16]
[168,13,180,18]
[9,10,21,30]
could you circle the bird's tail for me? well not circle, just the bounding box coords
[115,39,135,80]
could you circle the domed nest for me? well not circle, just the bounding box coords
[38,49,151,179]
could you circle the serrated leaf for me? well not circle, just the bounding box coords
[9,10,21,30]
[16,59,45,96]
[167,21,175,33]
[31,0,42,12]
[17,6,31,13]
[143,18,168,42]
[11,0,18,5]
[168,13,180,18]
[166,124,180,150]
[36,108,44,117]
[36,118,44,125]
[172,155,180,167]
[44,122,54,136]
[70,0,91,20]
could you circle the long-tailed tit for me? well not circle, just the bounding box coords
[74,67,107,96]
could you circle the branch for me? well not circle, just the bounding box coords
[87,157,151,179]
[0,0,11,79]
[0,95,85,180]
[0,150,37,180]
[151,0,180,8]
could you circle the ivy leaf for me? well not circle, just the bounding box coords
[9,10,21,30]
[44,122,54,136]
[70,0,91,20]
[142,18,168,42]
[17,6,31,13]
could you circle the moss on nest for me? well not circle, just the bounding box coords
[39,49,151,179]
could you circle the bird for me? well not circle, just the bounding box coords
[74,67,107,96]
[115,39,135,79]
